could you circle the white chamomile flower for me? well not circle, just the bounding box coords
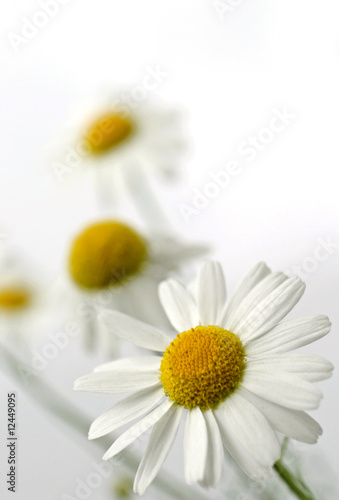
[65,219,208,354]
[74,260,333,495]
[0,249,54,352]
[53,87,186,216]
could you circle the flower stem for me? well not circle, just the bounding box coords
[274,461,315,500]
[0,343,208,500]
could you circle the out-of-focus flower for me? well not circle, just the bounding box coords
[75,261,333,495]
[52,88,187,209]
[64,219,209,355]
[0,249,55,353]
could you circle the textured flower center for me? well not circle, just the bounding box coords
[160,325,245,410]
[0,287,31,311]
[85,113,134,155]
[69,221,148,289]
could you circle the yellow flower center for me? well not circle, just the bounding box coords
[0,287,31,311]
[85,113,134,155]
[160,325,245,410]
[69,221,148,290]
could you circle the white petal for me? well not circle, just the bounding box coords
[74,369,159,394]
[238,387,322,444]
[226,271,287,331]
[159,279,199,332]
[214,392,281,480]
[99,310,171,351]
[93,356,161,373]
[103,399,173,460]
[236,277,306,343]
[241,366,322,410]
[199,410,224,488]
[184,408,208,484]
[218,262,271,327]
[246,315,331,355]
[89,385,164,439]
[197,261,226,325]
[247,354,334,382]
[134,404,183,495]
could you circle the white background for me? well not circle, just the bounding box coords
[0,1,338,499]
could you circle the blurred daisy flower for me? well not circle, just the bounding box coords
[75,261,333,494]
[0,248,55,353]
[52,87,186,218]
[65,219,208,354]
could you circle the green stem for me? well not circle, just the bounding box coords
[274,461,315,500]
[0,343,208,500]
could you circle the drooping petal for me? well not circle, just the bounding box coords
[241,366,322,410]
[214,392,281,480]
[99,310,171,351]
[103,399,173,460]
[245,315,331,355]
[235,277,306,343]
[89,384,164,439]
[197,261,226,326]
[184,407,208,484]
[218,262,271,327]
[247,354,334,382]
[159,279,199,332]
[133,404,183,495]
[198,410,224,488]
[238,387,322,444]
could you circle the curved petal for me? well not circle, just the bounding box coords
[214,392,281,480]
[238,387,322,444]
[236,277,306,343]
[241,367,322,410]
[199,410,224,488]
[245,315,331,356]
[159,279,199,332]
[226,271,287,331]
[197,261,226,326]
[247,354,334,382]
[184,407,208,484]
[218,262,271,327]
[89,384,164,439]
[99,310,171,352]
[134,404,183,495]
[103,399,173,460]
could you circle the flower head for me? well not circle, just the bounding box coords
[75,261,333,494]
[69,221,148,289]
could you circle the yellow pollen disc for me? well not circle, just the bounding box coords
[69,221,148,290]
[0,287,31,311]
[85,113,134,155]
[160,325,246,410]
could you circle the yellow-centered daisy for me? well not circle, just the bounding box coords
[75,261,333,494]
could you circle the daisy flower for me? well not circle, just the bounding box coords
[53,87,186,222]
[0,248,56,353]
[74,261,333,494]
[65,219,208,353]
